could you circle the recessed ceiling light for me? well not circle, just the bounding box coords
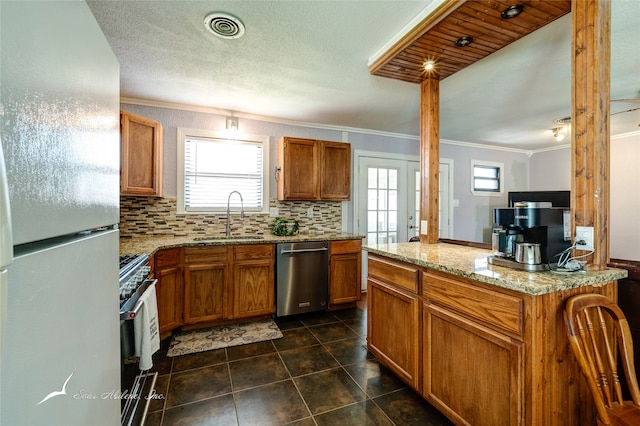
[423,60,435,71]
[204,12,245,39]
[455,36,473,47]
[501,5,524,19]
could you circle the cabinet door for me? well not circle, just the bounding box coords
[367,278,420,390]
[277,137,318,200]
[183,263,227,324]
[330,252,361,305]
[120,111,163,196]
[232,259,275,319]
[320,141,351,200]
[423,303,523,426]
[155,265,182,334]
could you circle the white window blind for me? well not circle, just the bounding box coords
[473,165,500,191]
[182,135,266,212]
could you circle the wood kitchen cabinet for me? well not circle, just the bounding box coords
[277,136,350,201]
[329,239,362,306]
[182,247,230,324]
[154,244,276,333]
[120,110,163,197]
[154,248,182,334]
[320,141,351,200]
[232,244,275,319]
[367,255,421,390]
[367,251,617,425]
[423,271,524,426]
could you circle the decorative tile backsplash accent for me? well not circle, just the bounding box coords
[119,196,343,238]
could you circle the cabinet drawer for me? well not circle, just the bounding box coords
[368,255,419,293]
[330,239,361,255]
[155,248,181,268]
[183,246,228,264]
[234,244,274,261]
[423,271,524,337]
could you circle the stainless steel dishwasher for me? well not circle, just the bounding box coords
[276,241,329,316]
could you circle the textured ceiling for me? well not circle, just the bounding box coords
[88,0,640,151]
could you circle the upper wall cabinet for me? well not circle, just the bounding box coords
[277,136,351,201]
[120,110,163,197]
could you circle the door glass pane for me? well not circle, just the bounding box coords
[366,166,403,245]
[378,169,388,189]
[389,169,398,189]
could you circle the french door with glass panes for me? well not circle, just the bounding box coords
[358,157,420,245]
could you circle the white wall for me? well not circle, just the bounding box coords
[610,131,640,261]
[527,132,640,262]
[529,147,571,191]
[441,142,530,243]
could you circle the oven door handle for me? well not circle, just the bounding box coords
[120,279,157,321]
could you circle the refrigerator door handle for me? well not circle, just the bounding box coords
[0,135,13,268]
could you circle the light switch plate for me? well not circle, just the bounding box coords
[269,207,279,218]
[420,220,428,235]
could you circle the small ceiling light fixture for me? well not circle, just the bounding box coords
[501,5,524,19]
[423,60,436,72]
[226,116,239,131]
[455,36,473,47]
[204,12,245,39]
[552,127,565,142]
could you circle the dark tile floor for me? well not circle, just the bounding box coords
[124,303,453,426]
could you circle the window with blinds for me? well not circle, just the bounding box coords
[470,159,503,196]
[178,129,269,213]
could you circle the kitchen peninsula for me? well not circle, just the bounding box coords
[365,242,627,426]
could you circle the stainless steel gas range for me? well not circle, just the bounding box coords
[119,253,158,426]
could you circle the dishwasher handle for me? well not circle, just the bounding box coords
[280,247,329,255]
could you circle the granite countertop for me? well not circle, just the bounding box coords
[120,233,364,257]
[365,242,628,296]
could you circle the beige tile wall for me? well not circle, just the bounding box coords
[119,196,343,238]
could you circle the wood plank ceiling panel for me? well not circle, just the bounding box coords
[370,0,571,83]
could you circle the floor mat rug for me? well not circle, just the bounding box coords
[167,319,283,357]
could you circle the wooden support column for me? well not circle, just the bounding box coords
[571,0,611,270]
[420,76,440,244]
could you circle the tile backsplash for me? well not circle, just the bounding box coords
[119,196,343,238]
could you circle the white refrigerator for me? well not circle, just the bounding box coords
[0,2,121,425]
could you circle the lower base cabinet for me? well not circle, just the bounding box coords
[329,239,362,306]
[232,245,275,319]
[367,278,420,390]
[155,248,182,334]
[424,303,523,426]
[155,244,275,331]
[367,253,616,426]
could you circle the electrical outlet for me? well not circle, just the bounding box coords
[575,226,594,251]
[307,207,314,218]
[269,207,279,218]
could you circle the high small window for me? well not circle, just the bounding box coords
[177,128,269,214]
[471,160,503,196]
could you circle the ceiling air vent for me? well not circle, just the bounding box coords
[204,12,245,39]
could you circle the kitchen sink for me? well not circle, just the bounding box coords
[193,235,265,242]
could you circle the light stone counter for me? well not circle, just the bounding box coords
[365,242,628,296]
[120,233,364,257]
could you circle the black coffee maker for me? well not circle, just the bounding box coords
[490,202,571,270]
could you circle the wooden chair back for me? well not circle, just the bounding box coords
[564,294,640,425]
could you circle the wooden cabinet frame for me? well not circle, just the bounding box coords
[277,136,350,201]
[329,239,362,306]
[120,110,163,196]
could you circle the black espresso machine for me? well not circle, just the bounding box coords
[488,202,571,271]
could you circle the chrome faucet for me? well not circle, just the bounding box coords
[226,191,244,236]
